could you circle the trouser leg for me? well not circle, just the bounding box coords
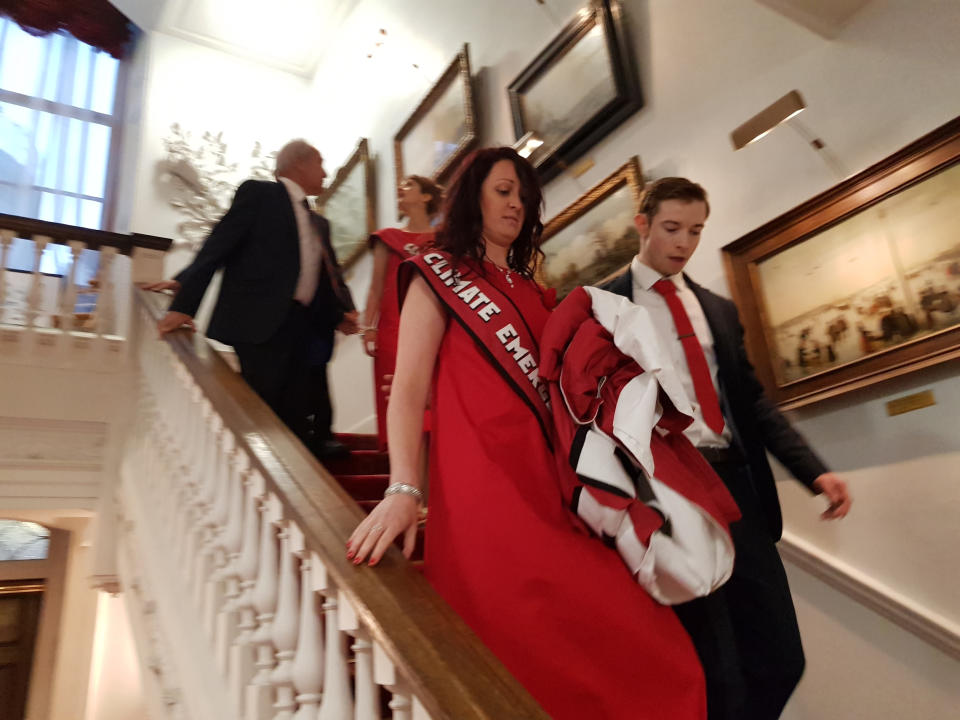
[718,464,806,720]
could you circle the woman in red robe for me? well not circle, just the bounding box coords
[361,175,442,450]
[348,148,706,719]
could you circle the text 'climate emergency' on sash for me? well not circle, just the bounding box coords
[408,251,553,447]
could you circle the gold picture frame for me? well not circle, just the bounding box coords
[723,116,960,408]
[393,44,477,195]
[317,138,375,271]
[539,156,642,298]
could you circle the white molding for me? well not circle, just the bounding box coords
[0,417,107,470]
[779,531,960,660]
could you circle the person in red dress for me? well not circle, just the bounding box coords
[347,148,706,719]
[361,175,442,450]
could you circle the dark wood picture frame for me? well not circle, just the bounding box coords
[393,45,477,194]
[508,0,642,183]
[723,116,960,409]
[539,155,642,298]
[317,137,375,271]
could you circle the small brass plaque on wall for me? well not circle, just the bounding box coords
[886,390,935,417]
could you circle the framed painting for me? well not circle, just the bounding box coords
[539,156,642,299]
[508,0,642,182]
[317,138,375,271]
[393,44,477,193]
[723,116,960,409]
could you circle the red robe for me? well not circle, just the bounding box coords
[405,256,706,720]
[370,228,433,449]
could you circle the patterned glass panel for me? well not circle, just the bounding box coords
[0,520,50,561]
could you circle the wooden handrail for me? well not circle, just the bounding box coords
[0,212,172,254]
[135,288,549,719]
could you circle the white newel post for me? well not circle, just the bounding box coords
[318,582,353,720]
[248,492,281,720]
[96,245,117,336]
[0,229,14,324]
[291,550,325,720]
[374,642,412,720]
[271,521,302,720]
[232,468,264,718]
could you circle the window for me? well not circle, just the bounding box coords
[0,16,123,231]
[0,520,50,561]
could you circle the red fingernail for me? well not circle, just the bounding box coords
[346,551,354,559]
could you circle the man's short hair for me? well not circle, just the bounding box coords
[275,139,318,175]
[639,177,710,220]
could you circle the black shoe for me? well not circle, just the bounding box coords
[315,438,350,459]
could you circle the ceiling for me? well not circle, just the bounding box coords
[110,0,875,78]
[755,0,874,37]
[112,0,362,77]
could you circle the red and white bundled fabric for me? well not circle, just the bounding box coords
[540,287,741,604]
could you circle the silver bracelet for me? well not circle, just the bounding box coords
[384,482,424,504]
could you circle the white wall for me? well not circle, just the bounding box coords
[85,593,147,720]
[301,0,960,712]
[114,1,960,711]
[126,30,312,276]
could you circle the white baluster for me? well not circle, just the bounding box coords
[338,590,378,720]
[27,235,50,328]
[59,240,84,332]
[248,492,281,720]
[231,468,263,718]
[216,435,246,675]
[96,245,117,336]
[374,642,411,720]
[1,230,16,324]
[271,521,302,720]
[318,583,353,720]
[292,551,325,720]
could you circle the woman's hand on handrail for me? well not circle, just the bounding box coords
[347,493,420,566]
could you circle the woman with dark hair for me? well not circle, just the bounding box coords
[361,175,442,449]
[348,148,705,719]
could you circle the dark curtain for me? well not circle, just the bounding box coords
[0,0,133,58]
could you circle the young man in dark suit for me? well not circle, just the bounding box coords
[599,178,852,720]
[153,140,358,457]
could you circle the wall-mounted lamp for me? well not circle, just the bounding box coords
[513,130,544,158]
[730,90,806,150]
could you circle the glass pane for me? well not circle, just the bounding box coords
[39,33,65,103]
[0,520,50,561]
[72,43,94,109]
[79,199,104,230]
[0,19,46,96]
[90,51,119,115]
[82,123,111,197]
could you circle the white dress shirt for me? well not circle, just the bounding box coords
[278,176,322,305]
[629,256,732,448]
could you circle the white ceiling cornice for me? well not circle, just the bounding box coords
[113,0,361,78]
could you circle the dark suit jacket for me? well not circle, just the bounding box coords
[599,268,828,539]
[170,179,354,347]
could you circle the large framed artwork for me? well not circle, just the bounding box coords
[317,138,375,271]
[539,156,642,299]
[508,0,641,182]
[723,116,960,409]
[393,44,476,192]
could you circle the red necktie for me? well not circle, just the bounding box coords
[652,278,725,435]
